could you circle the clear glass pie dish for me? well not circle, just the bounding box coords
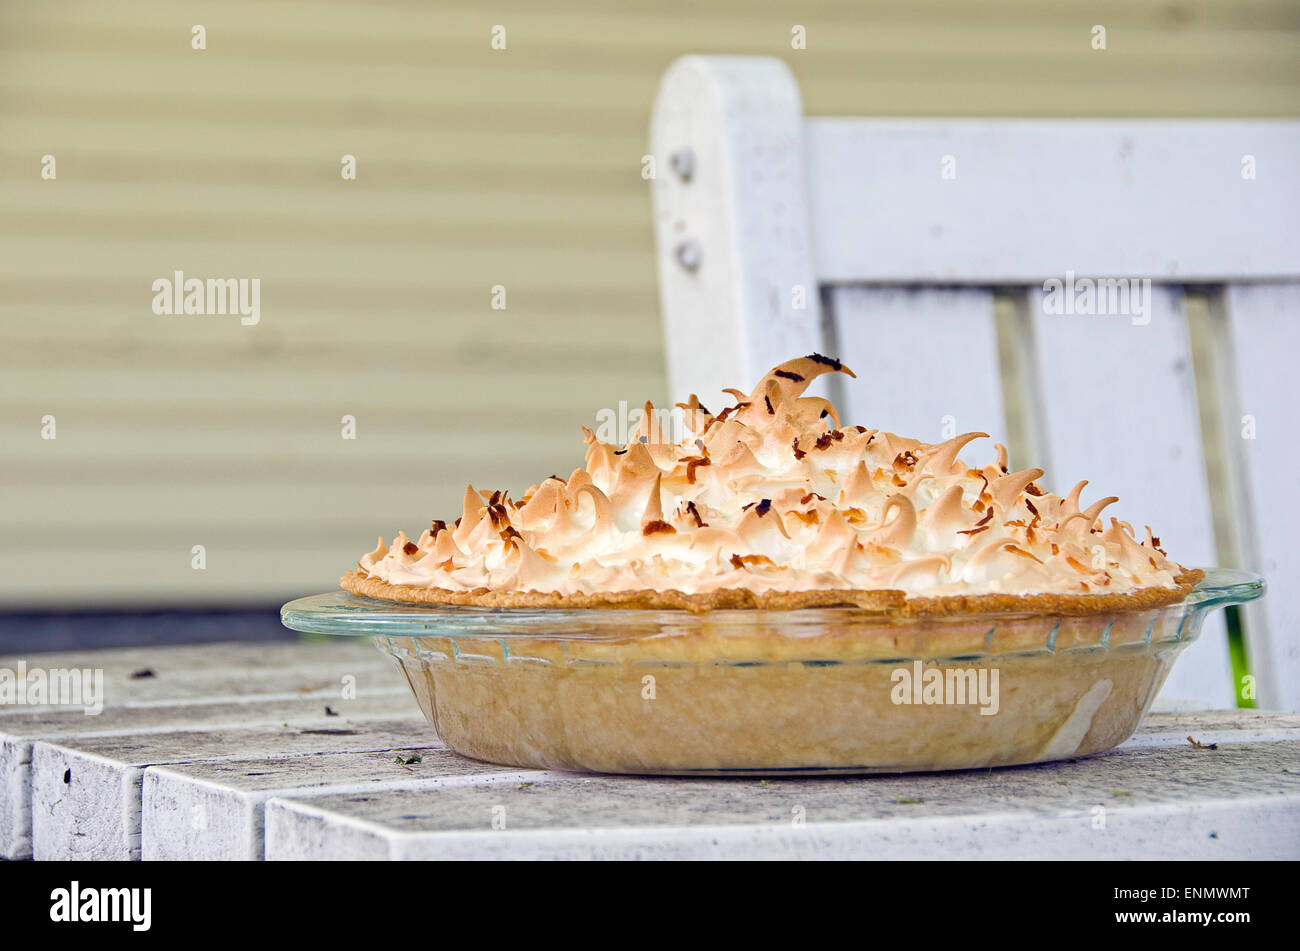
[281,568,1262,775]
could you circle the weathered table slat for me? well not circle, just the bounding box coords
[0,639,410,859]
[31,716,437,860]
[1118,711,1300,746]
[142,749,548,860]
[264,739,1300,861]
[0,640,395,710]
[2,690,413,859]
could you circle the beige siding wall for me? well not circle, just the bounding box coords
[2,1,1297,607]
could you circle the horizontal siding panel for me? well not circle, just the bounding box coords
[0,236,651,284]
[4,211,648,252]
[0,185,649,224]
[0,183,650,219]
[7,0,1300,31]
[0,477,576,529]
[0,425,602,472]
[3,117,646,170]
[6,4,1299,57]
[0,148,642,193]
[0,313,663,367]
[0,55,667,113]
[2,519,465,551]
[7,32,1299,78]
[1,86,639,134]
[0,281,659,324]
[0,549,393,609]
[0,367,665,409]
[11,76,1290,138]
[0,311,662,362]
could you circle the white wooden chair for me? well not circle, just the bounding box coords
[650,56,1300,712]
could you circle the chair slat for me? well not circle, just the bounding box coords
[827,286,1004,446]
[1026,285,1233,706]
[805,118,1300,283]
[1220,283,1300,712]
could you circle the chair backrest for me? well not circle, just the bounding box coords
[650,55,1300,711]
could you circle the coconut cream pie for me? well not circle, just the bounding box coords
[343,354,1200,615]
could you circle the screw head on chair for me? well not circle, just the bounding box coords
[670,148,695,182]
[674,239,702,272]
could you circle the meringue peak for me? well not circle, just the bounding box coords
[356,356,1184,599]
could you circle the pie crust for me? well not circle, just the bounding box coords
[341,567,1203,617]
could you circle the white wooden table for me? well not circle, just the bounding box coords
[3,641,1297,860]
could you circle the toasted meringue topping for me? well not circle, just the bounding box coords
[356,355,1186,598]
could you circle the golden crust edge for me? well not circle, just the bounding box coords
[339,568,1205,617]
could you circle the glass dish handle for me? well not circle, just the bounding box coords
[1183,568,1265,613]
